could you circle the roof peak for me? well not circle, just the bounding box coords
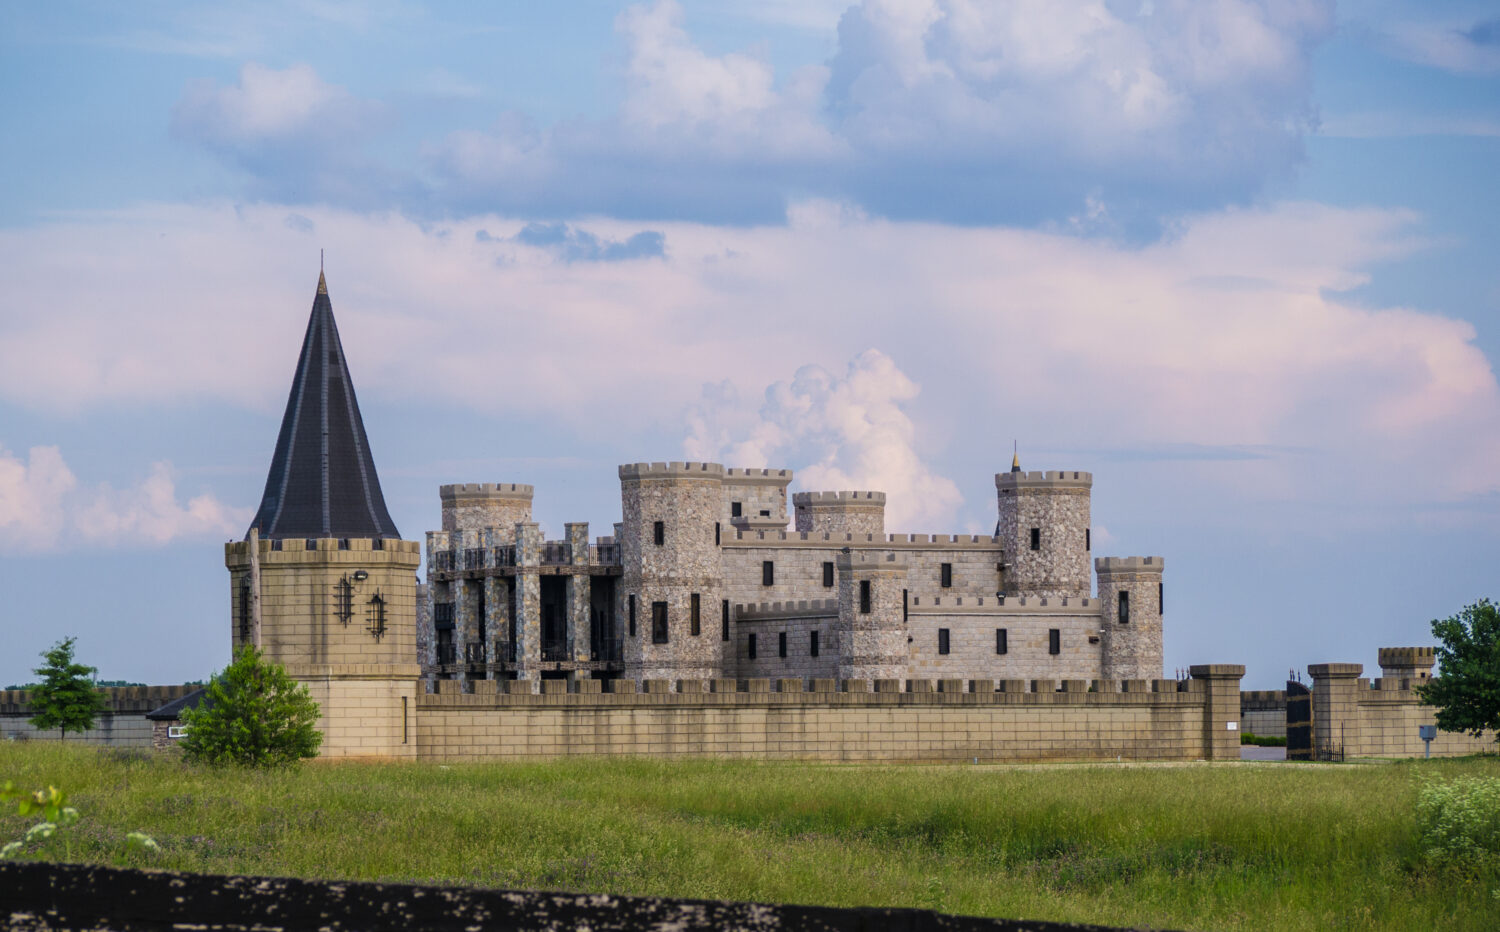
[317,269,327,295]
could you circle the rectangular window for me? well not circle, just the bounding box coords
[938,628,950,655]
[1030,528,1041,551]
[652,601,668,644]
[628,594,636,638]
[859,579,871,614]
[810,630,820,657]
[779,631,787,658]
[715,522,720,546]
[996,628,1008,654]
[1085,528,1091,551]
[748,633,757,659]
[902,588,909,622]
[762,561,775,586]
[822,561,834,587]
[1049,628,1061,655]
[940,562,953,588]
[759,509,771,517]
[1119,590,1130,625]
[167,725,188,739]
[1159,582,1163,614]
[690,593,701,636]
[653,520,665,546]
[722,599,730,641]
[732,501,743,518]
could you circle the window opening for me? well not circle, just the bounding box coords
[1048,628,1060,655]
[778,631,787,658]
[810,630,820,657]
[653,521,664,546]
[762,561,775,586]
[652,601,668,644]
[690,593,701,636]
[721,599,730,641]
[938,628,951,655]
[748,633,757,659]
[1030,528,1040,551]
[940,563,953,588]
[996,628,1008,654]
[859,580,871,614]
[1119,590,1130,625]
[822,561,834,587]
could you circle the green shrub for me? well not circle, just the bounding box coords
[180,646,321,767]
[1415,776,1500,871]
[1240,732,1287,747]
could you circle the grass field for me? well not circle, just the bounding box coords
[3,743,1498,931]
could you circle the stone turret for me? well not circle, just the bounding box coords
[439,483,533,535]
[835,551,909,681]
[995,467,1091,598]
[794,491,886,537]
[618,462,726,682]
[1378,647,1436,684]
[722,468,793,531]
[1095,557,1164,681]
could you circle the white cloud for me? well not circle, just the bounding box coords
[174,62,381,146]
[685,350,964,530]
[0,447,248,553]
[1374,17,1500,76]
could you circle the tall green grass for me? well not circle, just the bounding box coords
[3,743,1497,931]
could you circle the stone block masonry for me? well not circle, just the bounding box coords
[0,685,198,747]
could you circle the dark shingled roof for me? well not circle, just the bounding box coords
[146,688,207,721]
[246,271,401,541]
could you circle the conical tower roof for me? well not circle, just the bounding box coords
[246,271,401,540]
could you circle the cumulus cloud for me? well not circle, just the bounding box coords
[0,446,248,553]
[509,222,666,262]
[685,350,963,530]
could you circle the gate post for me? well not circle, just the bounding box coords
[1308,663,1363,760]
[1190,665,1246,760]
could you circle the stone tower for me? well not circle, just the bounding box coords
[794,491,886,537]
[994,459,1091,599]
[1095,556,1165,680]
[835,551,910,681]
[618,462,726,682]
[226,270,420,759]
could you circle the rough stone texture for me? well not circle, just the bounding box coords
[906,601,1106,682]
[723,467,793,531]
[439,482,532,534]
[620,463,726,681]
[794,491,886,536]
[1307,662,1497,758]
[733,603,841,680]
[836,551,910,681]
[1095,557,1165,681]
[566,522,592,664]
[995,471,1091,599]
[513,523,542,680]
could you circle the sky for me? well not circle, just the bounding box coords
[1,0,1497,690]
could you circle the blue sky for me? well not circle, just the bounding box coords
[1,0,1497,689]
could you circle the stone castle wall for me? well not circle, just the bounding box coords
[722,468,792,530]
[793,491,886,536]
[1095,557,1165,681]
[995,471,1091,599]
[0,685,197,748]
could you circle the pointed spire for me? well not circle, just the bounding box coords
[246,271,401,541]
[1011,442,1021,473]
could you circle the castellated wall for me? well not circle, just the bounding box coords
[619,463,726,681]
[0,686,198,748]
[412,672,1240,763]
[1310,662,1496,759]
[793,491,886,536]
[722,468,792,531]
[1095,557,1165,681]
[440,483,533,536]
[995,471,1091,599]
[730,601,841,681]
[906,596,1105,682]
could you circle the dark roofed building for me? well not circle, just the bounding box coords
[247,271,401,541]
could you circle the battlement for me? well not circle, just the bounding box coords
[619,462,726,480]
[724,530,1001,549]
[439,483,534,500]
[792,491,887,506]
[1094,556,1164,573]
[723,467,793,486]
[907,594,1099,613]
[836,551,907,570]
[735,599,840,619]
[226,537,421,559]
[0,684,198,715]
[995,470,1092,490]
[1378,647,1436,668]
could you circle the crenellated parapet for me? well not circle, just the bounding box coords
[995,468,1091,599]
[439,483,534,534]
[794,490,886,536]
[723,467,792,530]
[619,461,726,480]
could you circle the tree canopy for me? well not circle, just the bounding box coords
[180,646,322,767]
[28,637,106,740]
[1421,599,1500,740]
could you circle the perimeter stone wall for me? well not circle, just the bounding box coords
[0,686,197,748]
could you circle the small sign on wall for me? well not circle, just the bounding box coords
[1226,721,1238,731]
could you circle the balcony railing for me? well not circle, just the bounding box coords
[434,551,455,573]
[494,639,516,664]
[464,548,487,570]
[435,643,456,666]
[589,636,623,663]
[541,638,570,662]
[464,641,487,664]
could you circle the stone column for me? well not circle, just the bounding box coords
[1190,664,1246,761]
[1309,663,1363,759]
[566,522,591,666]
[513,522,542,681]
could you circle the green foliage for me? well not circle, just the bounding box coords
[179,646,322,767]
[1240,733,1288,747]
[27,637,106,739]
[1422,600,1500,740]
[1,780,157,862]
[1416,776,1500,872]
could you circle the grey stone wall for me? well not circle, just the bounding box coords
[722,468,792,531]
[439,483,533,535]
[794,491,886,536]
[1096,557,1164,681]
[721,537,1004,609]
[836,552,910,681]
[995,471,1091,598]
[906,598,1106,681]
[731,603,840,680]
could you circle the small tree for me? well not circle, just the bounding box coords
[28,637,107,740]
[180,645,323,767]
[1420,599,1500,741]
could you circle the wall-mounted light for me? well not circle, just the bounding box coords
[353,570,369,582]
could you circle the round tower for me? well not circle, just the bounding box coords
[440,483,533,536]
[1095,556,1164,680]
[618,462,726,683]
[835,551,910,681]
[793,491,886,537]
[994,463,1091,598]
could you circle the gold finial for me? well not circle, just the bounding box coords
[1011,441,1020,473]
[317,269,327,295]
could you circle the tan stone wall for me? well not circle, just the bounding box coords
[723,542,1004,608]
[413,679,1225,763]
[732,609,840,680]
[1352,683,1495,758]
[0,685,197,748]
[289,665,419,760]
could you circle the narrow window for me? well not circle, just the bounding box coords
[748,633,757,659]
[1119,590,1130,625]
[810,630,820,657]
[690,593,701,636]
[902,588,909,622]
[859,579,871,614]
[731,501,743,518]
[762,561,775,586]
[715,522,720,546]
[653,520,665,546]
[1159,582,1163,614]
[1085,528,1091,551]
[822,561,834,587]
[1048,628,1060,655]
[778,631,787,658]
[940,562,953,588]
[996,628,1008,655]
[652,601,668,644]
[721,599,730,641]
[938,628,951,655]
[759,509,771,517]
[1030,528,1041,551]
[628,594,636,638]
